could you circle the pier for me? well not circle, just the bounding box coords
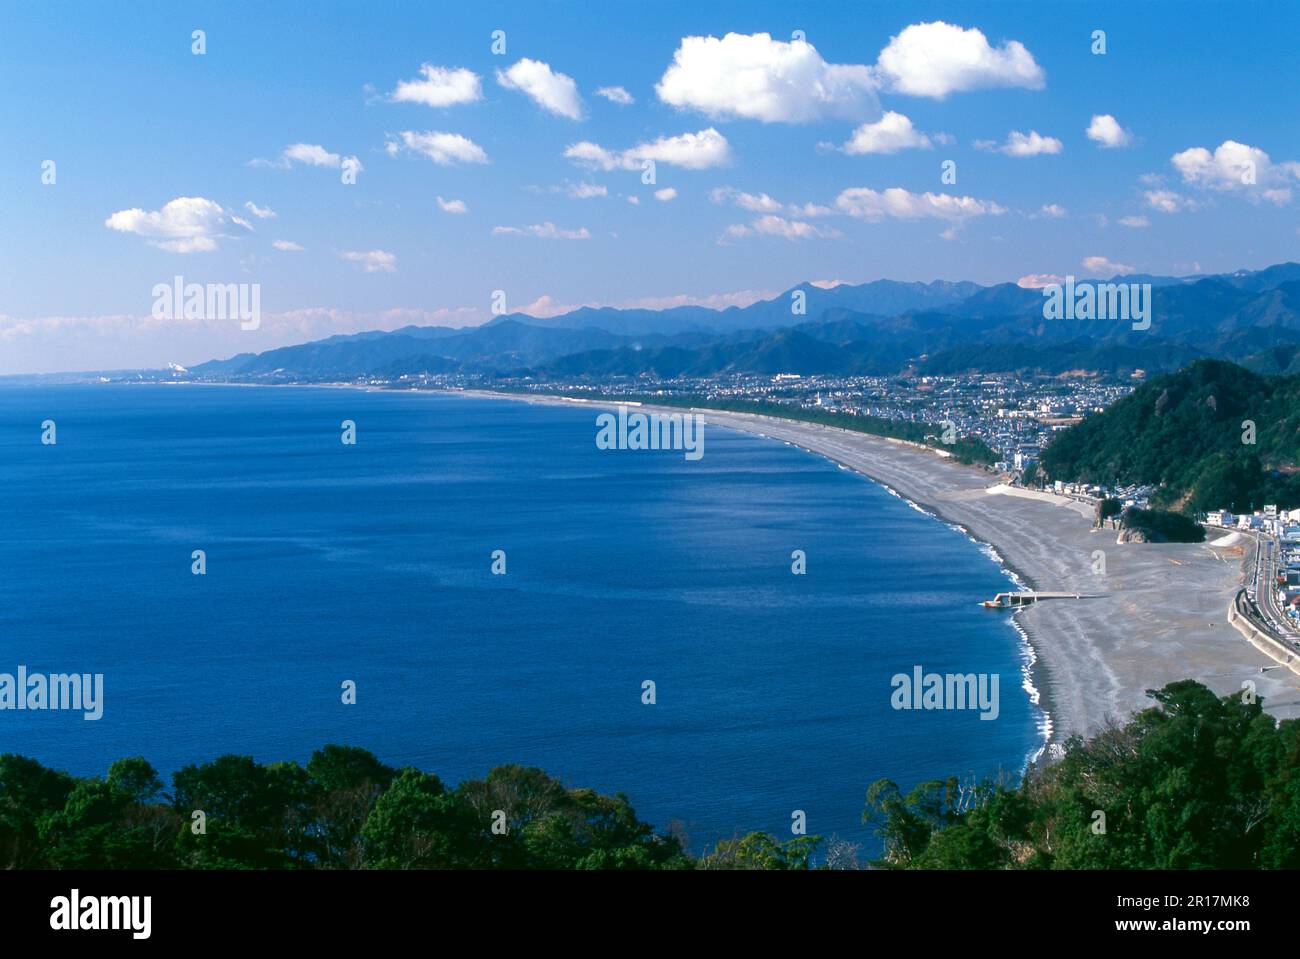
[981,591,1080,609]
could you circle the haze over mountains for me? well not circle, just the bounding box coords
[191,263,1300,382]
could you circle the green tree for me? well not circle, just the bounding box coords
[360,768,474,868]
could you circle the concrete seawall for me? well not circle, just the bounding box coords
[1228,592,1300,677]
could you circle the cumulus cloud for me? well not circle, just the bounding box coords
[282,143,341,167]
[269,143,363,174]
[834,186,1006,223]
[721,215,840,242]
[391,64,482,107]
[1118,215,1149,228]
[1036,204,1067,218]
[1144,188,1195,213]
[340,250,397,273]
[977,130,1062,157]
[595,85,634,105]
[874,21,1045,99]
[654,187,678,202]
[492,222,591,240]
[496,58,583,119]
[709,186,832,219]
[244,201,276,219]
[564,127,731,171]
[842,111,932,154]
[710,187,782,212]
[386,130,489,165]
[104,196,249,253]
[1081,255,1136,276]
[655,32,878,123]
[1086,114,1132,148]
[1016,273,1065,289]
[436,196,469,214]
[272,239,303,251]
[1171,139,1300,204]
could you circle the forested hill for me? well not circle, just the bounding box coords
[1040,359,1300,513]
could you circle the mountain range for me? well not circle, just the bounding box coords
[190,263,1300,382]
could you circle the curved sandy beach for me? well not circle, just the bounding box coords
[469,391,1300,741]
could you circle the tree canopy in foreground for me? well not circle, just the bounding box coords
[2,681,1296,869]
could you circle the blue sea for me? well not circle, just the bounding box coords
[0,384,1041,854]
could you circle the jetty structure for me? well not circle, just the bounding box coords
[981,591,1081,609]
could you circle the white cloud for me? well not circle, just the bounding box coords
[1086,114,1132,149]
[436,196,469,214]
[874,21,1045,99]
[978,130,1062,157]
[711,187,781,212]
[496,58,583,119]
[1016,273,1064,289]
[654,187,678,202]
[272,239,303,251]
[391,65,482,107]
[568,182,608,199]
[1171,140,1300,203]
[387,130,489,165]
[565,127,731,171]
[835,186,1006,223]
[255,143,364,176]
[1118,215,1149,228]
[787,201,835,217]
[283,143,340,167]
[244,201,276,219]
[516,294,578,318]
[1036,203,1067,218]
[340,250,397,273]
[635,128,733,169]
[595,85,634,105]
[710,186,832,219]
[492,222,591,240]
[104,196,247,253]
[1144,188,1195,213]
[842,111,932,154]
[722,215,840,242]
[1081,255,1135,276]
[626,196,640,205]
[655,32,878,123]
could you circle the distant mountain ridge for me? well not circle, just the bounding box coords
[190,263,1300,381]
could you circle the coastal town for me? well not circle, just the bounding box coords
[390,368,1136,480]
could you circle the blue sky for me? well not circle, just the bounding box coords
[2,0,1299,373]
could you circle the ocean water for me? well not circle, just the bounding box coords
[0,384,1040,854]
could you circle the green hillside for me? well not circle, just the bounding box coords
[1040,359,1300,513]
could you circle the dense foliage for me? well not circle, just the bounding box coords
[1041,359,1300,513]
[1119,506,1206,543]
[6,682,1300,870]
[865,681,1300,868]
[0,749,699,870]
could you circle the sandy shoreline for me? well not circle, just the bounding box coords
[455,388,1300,742]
